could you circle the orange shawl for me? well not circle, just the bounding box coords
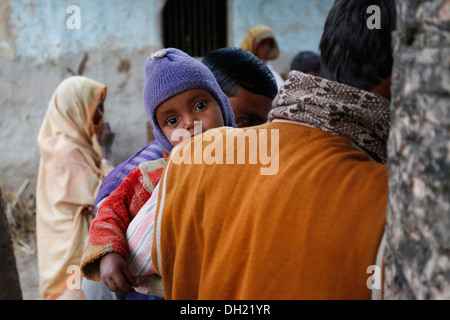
[153,123,388,299]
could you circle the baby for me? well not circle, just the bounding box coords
[80,48,236,297]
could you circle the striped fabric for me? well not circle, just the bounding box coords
[126,182,160,294]
[153,144,179,276]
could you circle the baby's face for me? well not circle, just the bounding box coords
[156,88,224,147]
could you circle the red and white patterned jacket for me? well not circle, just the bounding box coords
[80,157,166,281]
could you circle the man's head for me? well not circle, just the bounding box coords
[319,0,396,96]
[202,47,278,127]
[290,51,321,76]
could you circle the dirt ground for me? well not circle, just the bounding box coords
[4,187,40,300]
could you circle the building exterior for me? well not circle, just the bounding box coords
[0,0,333,198]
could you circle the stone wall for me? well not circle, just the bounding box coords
[384,0,450,299]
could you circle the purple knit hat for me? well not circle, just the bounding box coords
[143,48,236,153]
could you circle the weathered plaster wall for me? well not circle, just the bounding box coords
[5,0,162,60]
[0,0,164,198]
[0,0,331,200]
[229,0,334,77]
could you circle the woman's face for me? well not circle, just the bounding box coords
[91,97,105,136]
[256,38,275,61]
[93,98,104,126]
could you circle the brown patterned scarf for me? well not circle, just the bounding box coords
[269,71,390,163]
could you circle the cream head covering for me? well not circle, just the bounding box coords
[240,25,280,60]
[36,76,111,299]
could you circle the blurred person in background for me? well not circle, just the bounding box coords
[36,76,114,299]
[290,50,321,76]
[240,25,285,89]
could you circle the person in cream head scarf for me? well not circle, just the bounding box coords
[36,76,114,300]
[240,25,285,89]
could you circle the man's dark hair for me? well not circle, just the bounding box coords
[202,47,278,99]
[319,0,396,91]
[290,51,321,73]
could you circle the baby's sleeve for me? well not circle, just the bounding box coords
[80,167,151,280]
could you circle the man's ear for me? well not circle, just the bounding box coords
[371,76,392,100]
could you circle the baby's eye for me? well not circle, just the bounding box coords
[166,117,179,127]
[195,101,207,111]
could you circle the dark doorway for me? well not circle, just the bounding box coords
[163,0,228,57]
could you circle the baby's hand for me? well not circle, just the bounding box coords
[100,252,137,294]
